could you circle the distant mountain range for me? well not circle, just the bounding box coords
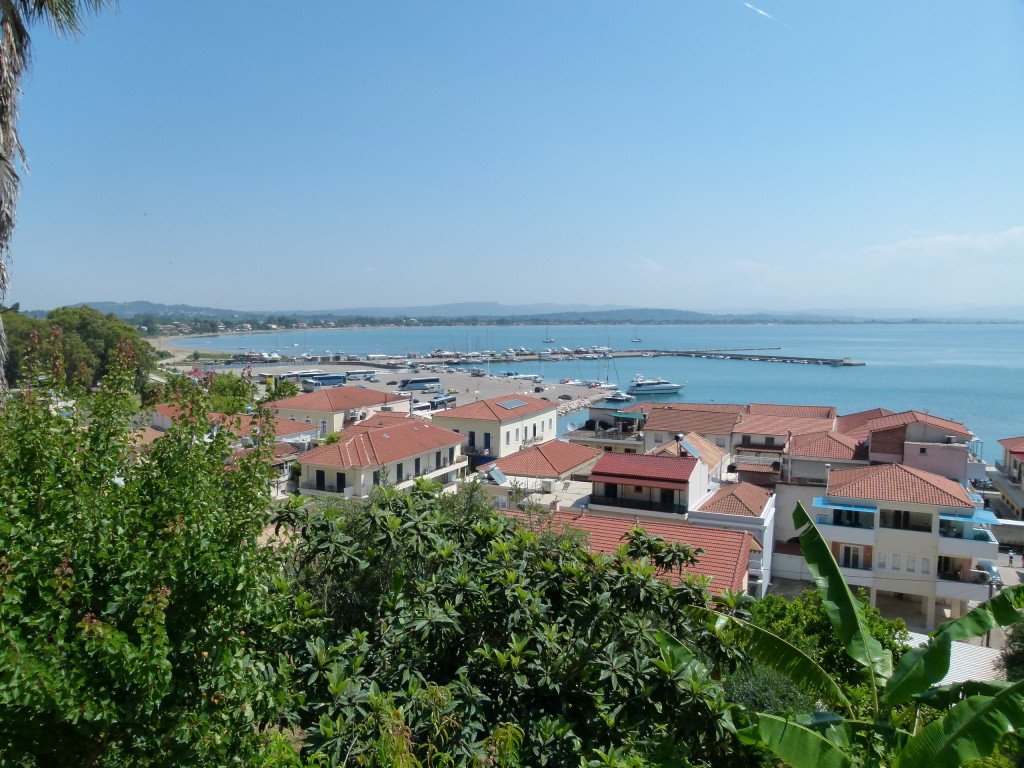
[26,300,1024,324]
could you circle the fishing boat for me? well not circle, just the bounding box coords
[627,374,684,395]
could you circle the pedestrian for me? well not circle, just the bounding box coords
[1010,550,1015,568]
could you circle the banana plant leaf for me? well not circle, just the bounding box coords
[685,604,852,713]
[793,503,892,683]
[896,679,1024,768]
[884,584,1024,708]
[914,680,1016,709]
[738,713,853,768]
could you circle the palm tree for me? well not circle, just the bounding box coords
[0,1,111,386]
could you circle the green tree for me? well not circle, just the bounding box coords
[0,345,299,765]
[263,378,301,403]
[686,503,1024,768]
[274,482,752,766]
[0,1,115,387]
[208,371,254,414]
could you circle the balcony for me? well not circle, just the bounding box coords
[936,576,995,603]
[589,495,687,517]
[565,426,644,446]
[938,525,998,559]
[813,511,877,546]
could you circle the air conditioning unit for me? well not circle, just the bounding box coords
[944,435,955,444]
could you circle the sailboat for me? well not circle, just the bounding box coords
[542,324,555,344]
[631,325,642,343]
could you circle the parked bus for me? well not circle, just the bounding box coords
[344,369,379,381]
[300,373,348,392]
[429,394,457,410]
[399,376,443,392]
[410,402,433,415]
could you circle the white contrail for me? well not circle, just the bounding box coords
[741,1,790,27]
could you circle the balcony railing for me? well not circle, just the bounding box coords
[939,526,997,543]
[590,495,687,516]
[565,427,643,442]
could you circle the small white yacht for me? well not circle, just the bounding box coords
[627,375,684,395]
[604,391,634,403]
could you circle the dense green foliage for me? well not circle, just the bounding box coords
[2,305,153,390]
[275,490,757,766]
[0,350,294,765]
[207,371,255,414]
[749,589,909,695]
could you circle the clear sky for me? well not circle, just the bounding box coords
[10,1,1024,313]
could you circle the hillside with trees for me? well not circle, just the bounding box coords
[3,344,1024,767]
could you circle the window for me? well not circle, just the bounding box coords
[373,470,380,485]
[515,427,520,441]
[484,432,491,450]
[435,450,442,467]
[877,553,887,570]
[448,447,455,463]
[765,436,776,447]
[906,555,916,573]
[741,435,751,446]
[921,556,930,575]
[634,486,643,492]
[414,458,421,476]
[396,462,404,482]
[891,554,901,571]
[532,424,537,438]
[505,431,510,446]
[919,446,928,455]
[468,430,476,448]
[840,545,862,570]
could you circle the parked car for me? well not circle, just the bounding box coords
[558,394,573,401]
[386,380,398,385]
[975,560,1003,587]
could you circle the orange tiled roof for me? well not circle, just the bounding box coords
[748,403,837,419]
[301,420,466,469]
[643,408,741,436]
[504,508,754,593]
[270,386,403,413]
[731,414,836,437]
[433,395,555,423]
[153,405,317,440]
[735,462,778,475]
[835,407,895,435]
[864,410,972,439]
[591,452,699,484]
[698,482,772,517]
[827,463,974,508]
[489,440,602,479]
[649,432,727,467]
[787,431,866,460]
[998,436,1024,452]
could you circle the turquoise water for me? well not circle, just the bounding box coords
[175,324,1024,460]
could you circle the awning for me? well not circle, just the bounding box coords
[612,412,645,421]
[813,497,877,514]
[940,509,1001,526]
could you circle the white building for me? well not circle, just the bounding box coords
[431,395,557,460]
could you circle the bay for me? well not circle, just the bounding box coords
[173,323,1024,461]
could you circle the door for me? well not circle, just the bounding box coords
[336,473,345,492]
[661,488,674,507]
[605,483,618,499]
[315,469,325,491]
[468,431,476,448]
[415,458,421,476]
[841,545,861,570]
[484,432,491,451]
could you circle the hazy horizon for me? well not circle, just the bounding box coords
[10,2,1024,312]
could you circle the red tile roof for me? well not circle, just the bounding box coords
[748,403,837,419]
[345,412,424,433]
[301,420,466,469]
[827,463,974,508]
[591,452,699,484]
[698,482,772,517]
[787,431,866,460]
[648,432,727,468]
[643,408,741,436]
[488,440,602,479]
[835,407,895,435]
[864,410,972,439]
[999,436,1024,452]
[270,386,403,413]
[731,414,836,437]
[153,405,317,440]
[505,508,754,593]
[433,395,555,422]
[735,462,778,474]
[133,426,165,446]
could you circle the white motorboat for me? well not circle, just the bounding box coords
[627,375,684,395]
[604,391,634,402]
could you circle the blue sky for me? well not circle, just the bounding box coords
[10,1,1024,313]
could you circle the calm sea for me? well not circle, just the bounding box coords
[173,324,1024,461]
